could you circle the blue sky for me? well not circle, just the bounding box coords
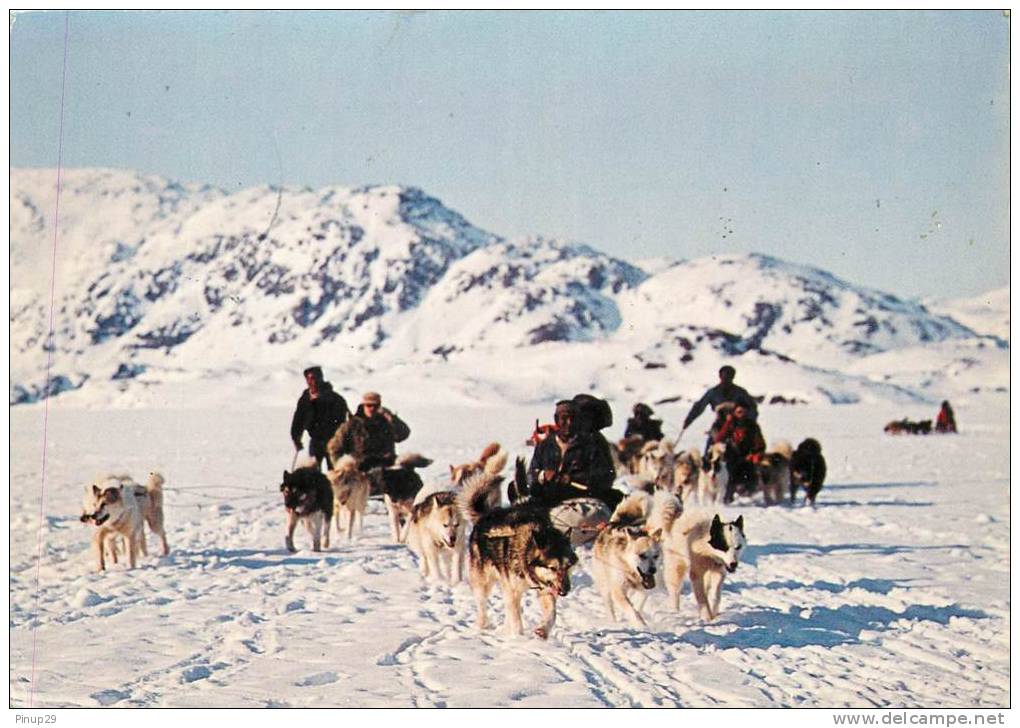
[10,10,1010,298]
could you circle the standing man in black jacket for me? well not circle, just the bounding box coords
[290,366,350,470]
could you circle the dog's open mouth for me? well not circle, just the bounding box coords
[92,513,109,526]
[640,571,656,589]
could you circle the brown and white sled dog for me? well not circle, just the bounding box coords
[697,442,729,504]
[673,448,702,505]
[449,442,508,486]
[406,490,470,584]
[326,455,371,540]
[654,494,746,621]
[458,472,578,639]
[80,473,168,572]
[757,440,792,506]
[636,439,675,492]
[591,493,662,627]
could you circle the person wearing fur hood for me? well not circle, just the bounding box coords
[527,399,620,509]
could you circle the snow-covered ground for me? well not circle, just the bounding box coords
[10,395,1009,708]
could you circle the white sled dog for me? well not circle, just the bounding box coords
[698,442,729,504]
[326,455,371,540]
[406,489,471,584]
[591,493,662,627]
[80,473,168,572]
[654,494,746,621]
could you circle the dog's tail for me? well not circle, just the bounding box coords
[650,489,683,535]
[457,471,503,524]
[482,446,508,477]
[771,440,793,461]
[145,472,165,511]
[397,452,433,470]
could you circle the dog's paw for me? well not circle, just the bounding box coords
[284,539,296,554]
[533,626,549,640]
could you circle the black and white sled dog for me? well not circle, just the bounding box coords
[697,442,729,504]
[280,467,333,552]
[591,492,662,627]
[372,453,431,543]
[458,469,578,640]
[80,473,168,572]
[790,438,827,506]
[653,492,746,621]
[406,484,479,584]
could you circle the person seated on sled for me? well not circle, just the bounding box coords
[935,400,957,434]
[624,402,665,443]
[327,391,411,473]
[527,399,620,510]
[290,366,350,470]
[714,404,766,503]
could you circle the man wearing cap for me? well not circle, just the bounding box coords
[527,399,619,509]
[290,366,350,470]
[327,391,411,472]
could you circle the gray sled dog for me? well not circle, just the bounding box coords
[757,440,793,506]
[654,492,746,621]
[326,455,371,540]
[458,472,578,639]
[591,493,662,627]
[80,473,168,572]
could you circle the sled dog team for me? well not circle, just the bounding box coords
[76,442,749,640]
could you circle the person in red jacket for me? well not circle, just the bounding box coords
[935,400,958,434]
[714,404,766,503]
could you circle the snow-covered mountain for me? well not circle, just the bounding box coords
[9,168,1008,407]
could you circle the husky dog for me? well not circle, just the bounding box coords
[458,473,578,640]
[635,439,675,492]
[790,438,827,505]
[698,442,729,504]
[406,489,471,584]
[591,494,662,627]
[80,473,168,572]
[450,442,508,486]
[326,455,370,540]
[280,468,333,552]
[373,453,431,543]
[673,448,702,504]
[756,440,793,506]
[591,526,662,627]
[656,499,746,620]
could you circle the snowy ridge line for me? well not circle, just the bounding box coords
[9,167,1008,407]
